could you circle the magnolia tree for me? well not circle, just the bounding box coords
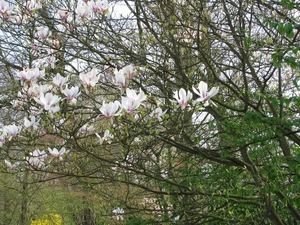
[0,0,300,224]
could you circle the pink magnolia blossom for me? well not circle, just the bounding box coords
[119,88,147,114]
[173,88,193,109]
[96,0,109,13]
[62,86,81,103]
[37,27,49,40]
[100,101,120,118]
[120,97,141,114]
[4,160,19,170]
[48,147,69,160]
[18,70,32,82]
[28,83,52,97]
[34,92,61,111]
[123,64,134,80]
[11,100,23,109]
[50,39,60,49]
[76,0,90,19]
[26,149,47,168]
[26,0,42,11]
[39,56,56,69]
[52,73,69,88]
[193,81,219,106]
[35,68,45,79]
[88,1,100,13]
[0,0,9,14]
[3,124,22,140]
[79,68,100,87]
[0,0,11,20]
[18,68,44,83]
[87,0,109,14]
[57,9,69,20]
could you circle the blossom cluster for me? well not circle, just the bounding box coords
[173,81,219,109]
[0,0,109,23]
[4,147,69,170]
[2,60,219,170]
[0,0,219,179]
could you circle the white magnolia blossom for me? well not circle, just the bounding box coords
[28,83,52,97]
[26,156,44,169]
[126,88,146,102]
[30,149,47,159]
[48,147,69,160]
[79,68,100,87]
[119,88,147,113]
[0,134,5,147]
[150,107,167,120]
[3,124,22,140]
[26,149,47,168]
[96,130,113,145]
[193,81,219,106]
[78,124,94,134]
[76,0,90,19]
[173,88,193,109]
[24,116,39,129]
[114,68,127,88]
[112,207,124,221]
[120,97,141,114]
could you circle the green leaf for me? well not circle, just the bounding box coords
[270,22,277,28]
[281,0,287,6]
[292,47,298,54]
[287,2,294,10]
[269,96,278,106]
[294,24,300,29]
[286,30,295,39]
[284,23,293,35]
[278,23,285,35]
[285,56,297,67]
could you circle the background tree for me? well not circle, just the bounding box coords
[0,0,299,224]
